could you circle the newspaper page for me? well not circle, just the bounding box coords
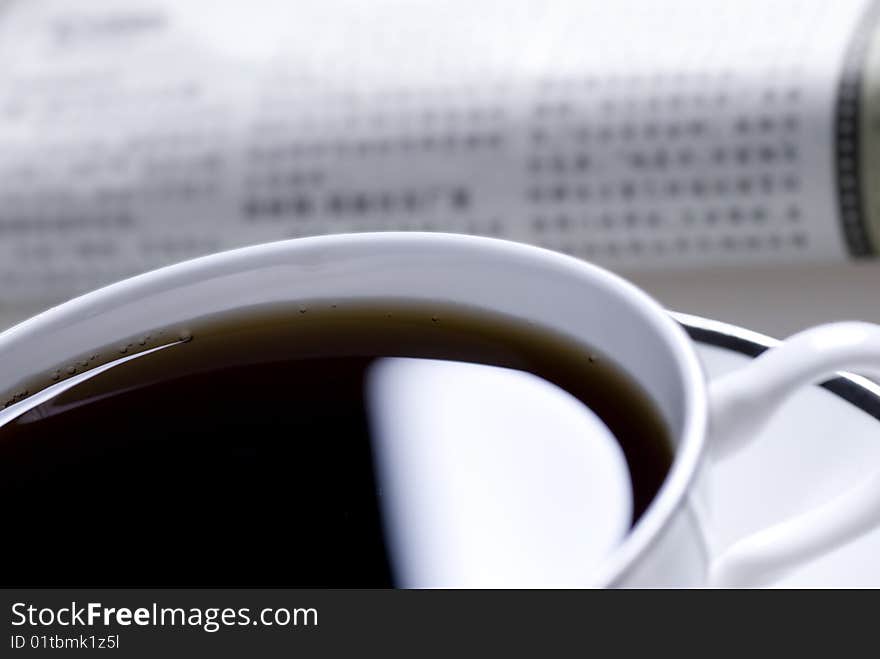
[0,0,876,319]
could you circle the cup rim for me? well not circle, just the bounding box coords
[0,232,708,586]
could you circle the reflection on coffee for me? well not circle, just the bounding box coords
[0,302,672,586]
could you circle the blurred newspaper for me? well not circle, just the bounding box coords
[0,0,877,322]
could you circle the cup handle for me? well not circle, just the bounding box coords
[707,321,880,587]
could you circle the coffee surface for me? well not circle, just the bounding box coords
[0,302,672,586]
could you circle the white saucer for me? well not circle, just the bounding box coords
[678,313,880,588]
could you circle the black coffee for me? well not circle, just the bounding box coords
[0,302,672,586]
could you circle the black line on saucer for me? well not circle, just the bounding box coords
[681,321,880,423]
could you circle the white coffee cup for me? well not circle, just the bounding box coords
[2,232,879,587]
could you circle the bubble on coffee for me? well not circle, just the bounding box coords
[0,302,672,586]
